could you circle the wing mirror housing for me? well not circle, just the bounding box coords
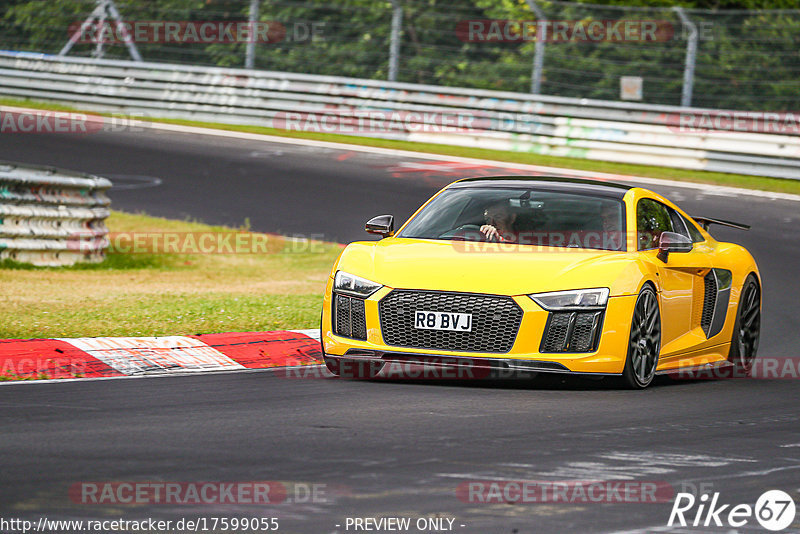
[365,215,394,238]
[657,231,693,262]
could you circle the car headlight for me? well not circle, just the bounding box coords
[334,271,383,298]
[529,288,609,311]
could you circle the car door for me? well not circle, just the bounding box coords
[636,198,712,361]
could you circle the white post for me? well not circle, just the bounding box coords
[388,0,403,82]
[246,0,260,69]
[525,0,547,94]
[673,7,697,107]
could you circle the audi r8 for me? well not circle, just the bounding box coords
[320,176,761,388]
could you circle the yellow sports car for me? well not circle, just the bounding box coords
[320,176,761,388]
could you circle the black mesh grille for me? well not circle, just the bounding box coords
[541,313,571,352]
[335,294,350,336]
[334,294,368,341]
[571,312,599,352]
[540,311,603,353]
[378,290,522,353]
[351,298,367,340]
[701,272,717,335]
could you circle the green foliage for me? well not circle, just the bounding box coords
[1,0,798,110]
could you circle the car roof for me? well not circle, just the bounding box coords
[448,175,633,199]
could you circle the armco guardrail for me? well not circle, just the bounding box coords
[0,51,798,180]
[0,161,111,266]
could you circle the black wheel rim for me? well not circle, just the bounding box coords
[737,281,760,370]
[630,290,661,385]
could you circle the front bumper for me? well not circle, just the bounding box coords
[321,278,638,375]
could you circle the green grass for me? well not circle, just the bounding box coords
[1,293,324,338]
[3,96,800,195]
[0,211,340,338]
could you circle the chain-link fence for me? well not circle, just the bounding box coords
[1,0,798,111]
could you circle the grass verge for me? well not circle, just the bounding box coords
[2,96,799,195]
[0,211,341,338]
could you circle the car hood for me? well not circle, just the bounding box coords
[335,238,646,297]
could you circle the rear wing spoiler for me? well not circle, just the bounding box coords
[691,216,750,231]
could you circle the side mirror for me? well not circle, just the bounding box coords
[657,231,693,262]
[365,214,394,238]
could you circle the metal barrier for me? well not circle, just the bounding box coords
[0,51,798,180]
[0,160,111,266]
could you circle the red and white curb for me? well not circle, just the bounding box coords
[0,329,322,382]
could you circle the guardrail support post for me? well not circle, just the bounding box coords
[673,7,697,108]
[246,0,260,69]
[388,0,403,82]
[525,0,547,94]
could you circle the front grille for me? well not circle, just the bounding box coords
[701,271,717,335]
[378,290,522,353]
[334,293,367,340]
[540,311,604,353]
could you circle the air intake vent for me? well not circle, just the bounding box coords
[334,294,367,340]
[701,271,717,336]
[540,311,604,353]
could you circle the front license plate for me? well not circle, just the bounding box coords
[414,311,472,332]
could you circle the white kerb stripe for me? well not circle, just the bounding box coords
[58,336,245,375]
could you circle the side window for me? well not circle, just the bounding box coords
[667,208,688,238]
[680,213,705,243]
[637,198,673,250]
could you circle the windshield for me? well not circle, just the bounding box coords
[397,187,626,251]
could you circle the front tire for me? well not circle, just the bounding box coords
[622,285,661,389]
[728,275,760,375]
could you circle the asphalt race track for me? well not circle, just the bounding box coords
[1,128,799,533]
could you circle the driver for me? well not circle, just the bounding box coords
[480,201,517,242]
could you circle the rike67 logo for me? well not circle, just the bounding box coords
[669,489,796,531]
